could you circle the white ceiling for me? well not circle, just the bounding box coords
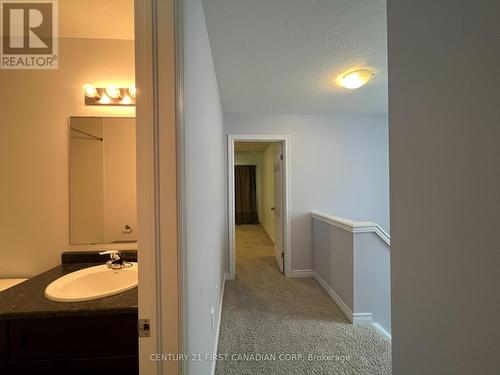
[59,0,134,40]
[202,0,388,115]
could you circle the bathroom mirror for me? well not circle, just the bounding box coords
[69,117,137,244]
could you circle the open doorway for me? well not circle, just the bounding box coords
[227,135,291,279]
[234,141,284,275]
[0,0,142,373]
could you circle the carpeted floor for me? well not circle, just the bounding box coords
[215,224,391,375]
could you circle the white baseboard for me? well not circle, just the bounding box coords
[211,276,226,375]
[372,322,392,340]
[287,269,314,278]
[353,312,373,324]
[312,271,354,322]
[312,270,374,326]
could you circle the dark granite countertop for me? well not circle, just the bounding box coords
[0,263,138,320]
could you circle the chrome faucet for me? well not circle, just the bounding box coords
[99,250,131,269]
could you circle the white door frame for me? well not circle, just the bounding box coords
[227,134,292,279]
[135,0,182,374]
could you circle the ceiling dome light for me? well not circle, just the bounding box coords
[128,87,136,98]
[340,69,374,89]
[106,86,122,99]
[82,84,98,98]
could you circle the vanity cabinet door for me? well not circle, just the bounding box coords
[8,313,137,361]
[0,321,6,362]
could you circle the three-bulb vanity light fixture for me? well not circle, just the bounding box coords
[83,84,136,106]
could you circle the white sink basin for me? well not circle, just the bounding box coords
[45,263,138,302]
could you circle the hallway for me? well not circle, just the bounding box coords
[216,225,391,374]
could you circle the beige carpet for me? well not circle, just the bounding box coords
[215,224,392,375]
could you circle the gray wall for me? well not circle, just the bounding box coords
[388,0,500,373]
[312,219,354,310]
[224,114,389,271]
[312,217,391,334]
[354,233,391,334]
[184,0,226,373]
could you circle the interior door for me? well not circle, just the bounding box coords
[273,143,284,273]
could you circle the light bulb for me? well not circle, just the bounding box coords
[128,87,136,98]
[82,84,98,98]
[99,94,111,104]
[106,86,121,99]
[121,95,132,105]
[340,69,374,89]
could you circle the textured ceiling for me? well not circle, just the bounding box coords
[203,0,388,115]
[59,0,134,40]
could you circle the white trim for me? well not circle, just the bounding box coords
[352,313,373,324]
[287,269,314,278]
[224,272,232,281]
[228,135,292,279]
[135,0,179,373]
[227,138,235,279]
[311,211,391,246]
[312,271,354,323]
[211,277,226,375]
[312,270,374,325]
[372,322,392,340]
[175,0,188,373]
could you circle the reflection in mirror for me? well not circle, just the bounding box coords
[69,117,137,244]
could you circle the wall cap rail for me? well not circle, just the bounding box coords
[311,211,390,246]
